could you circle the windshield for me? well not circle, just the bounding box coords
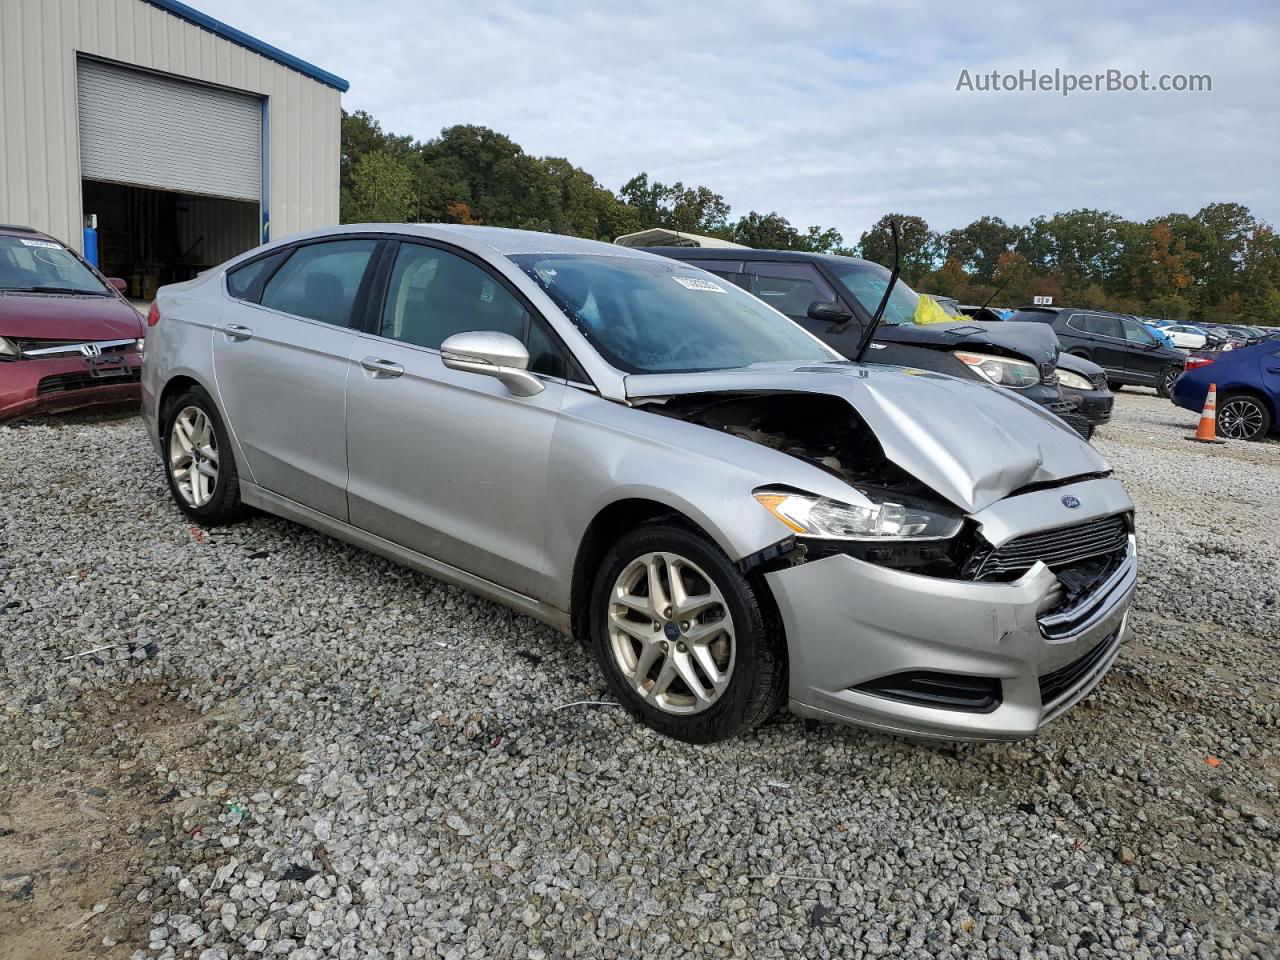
[510,254,837,374]
[0,235,110,295]
[825,259,923,326]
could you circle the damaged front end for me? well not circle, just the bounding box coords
[648,391,972,577]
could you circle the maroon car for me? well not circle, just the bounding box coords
[0,225,145,420]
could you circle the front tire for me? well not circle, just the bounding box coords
[1217,393,1272,441]
[162,386,246,525]
[588,522,786,743]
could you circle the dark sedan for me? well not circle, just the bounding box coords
[1007,306,1185,397]
[0,225,145,420]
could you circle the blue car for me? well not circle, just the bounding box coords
[1172,341,1280,440]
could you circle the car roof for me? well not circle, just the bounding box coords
[641,246,886,270]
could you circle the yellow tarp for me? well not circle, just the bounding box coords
[913,294,956,325]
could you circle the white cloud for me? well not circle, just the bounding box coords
[199,0,1280,241]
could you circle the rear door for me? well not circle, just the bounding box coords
[1064,312,1127,377]
[212,237,381,520]
[344,240,576,599]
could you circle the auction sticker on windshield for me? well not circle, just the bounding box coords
[18,238,62,249]
[671,276,727,293]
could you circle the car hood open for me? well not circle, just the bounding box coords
[876,319,1060,369]
[625,362,1109,514]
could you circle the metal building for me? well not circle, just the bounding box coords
[0,0,346,298]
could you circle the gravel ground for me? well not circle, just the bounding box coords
[1,391,1277,960]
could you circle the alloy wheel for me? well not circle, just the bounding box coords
[606,551,735,714]
[1218,398,1265,440]
[1161,368,1179,396]
[169,405,219,507]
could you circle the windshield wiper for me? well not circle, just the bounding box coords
[853,220,900,363]
[2,285,109,296]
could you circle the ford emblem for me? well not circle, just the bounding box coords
[1061,495,1081,509]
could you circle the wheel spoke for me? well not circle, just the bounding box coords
[676,592,720,618]
[645,555,669,616]
[683,617,727,644]
[632,640,663,686]
[692,644,730,695]
[609,612,655,644]
[672,650,711,704]
[612,592,653,617]
[647,657,679,702]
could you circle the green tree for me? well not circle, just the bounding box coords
[857,215,938,284]
[345,152,417,223]
[618,174,732,237]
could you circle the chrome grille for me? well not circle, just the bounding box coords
[968,514,1130,581]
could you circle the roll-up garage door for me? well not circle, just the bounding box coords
[77,58,262,202]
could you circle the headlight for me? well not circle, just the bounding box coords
[954,351,1040,389]
[0,337,17,357]
[1056,368,1093,390]
[754,488,962,541]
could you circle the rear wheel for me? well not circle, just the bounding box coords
[1217,393,1272,441]
[588,522,786,743]
[1156,366,1179,398]
[162,386,247,524]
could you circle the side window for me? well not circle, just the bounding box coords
[745,262,838,318]
[526,317,576,379]
[226,251,287,302]
[380,243,525,349]
[259,239,378,326]
[1122,319,1157,345]
[1071,313,1121,339]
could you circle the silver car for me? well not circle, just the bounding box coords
[142,225,1137,743]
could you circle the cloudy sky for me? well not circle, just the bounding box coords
[201,0,1278,241]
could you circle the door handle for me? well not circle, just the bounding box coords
[220,323,253,342]
[360,356,404,379]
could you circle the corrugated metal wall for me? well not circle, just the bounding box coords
[0,0,341,252]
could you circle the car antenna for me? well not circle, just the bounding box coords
[853,219,899,364]
[978,279,1008,312]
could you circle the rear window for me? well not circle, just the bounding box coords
[226,251,288,302]
[1007,309,1058,324]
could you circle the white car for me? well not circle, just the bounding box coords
[1161,324,1207,350]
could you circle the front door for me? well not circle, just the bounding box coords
[344,240,576,599]
[212,237,380,520]
[1120,317,1165,385]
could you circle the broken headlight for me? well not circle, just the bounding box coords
[1056,368,1093,390]
[754,488,962,541]
[954,351,1040,389]
[0,337,18,358]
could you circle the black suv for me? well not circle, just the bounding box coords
[1007,306,1185,397]
[646,247,1092,434]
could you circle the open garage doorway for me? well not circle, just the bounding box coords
[76,56,264,300]
[82,181,258,299]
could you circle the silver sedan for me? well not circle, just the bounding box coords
[142,225,1136,743]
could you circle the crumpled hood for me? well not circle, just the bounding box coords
[877,319,1059,369]
[626,362,1110,513]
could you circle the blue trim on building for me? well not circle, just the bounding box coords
[260,97,271,242]
[142,0,349,92]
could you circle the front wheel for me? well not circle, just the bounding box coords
[162,386,247,524]
[1217,393,1272,441]
[588,522,786,743]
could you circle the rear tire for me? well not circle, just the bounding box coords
[161,386,247,525]
[1217,393,1272,441]
[588,522,786,743]
[1156,367,1179,399]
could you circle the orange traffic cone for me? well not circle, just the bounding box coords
[1187,383,1227,444]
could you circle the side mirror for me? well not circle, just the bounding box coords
[440,331,544,397]
[807,300,853,323]
[107,277,128,293]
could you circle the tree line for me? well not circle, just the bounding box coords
[342,110,1280,325]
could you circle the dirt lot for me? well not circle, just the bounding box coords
[0,391,1276,960]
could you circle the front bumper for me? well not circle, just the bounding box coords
[1065,387,1114,425]
[767,487,1136,741]
[0,352,142,420]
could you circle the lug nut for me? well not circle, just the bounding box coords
[664,606,673,618]
[680,621,690,632]
[652,622,661,632]
[677,642,688,653]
